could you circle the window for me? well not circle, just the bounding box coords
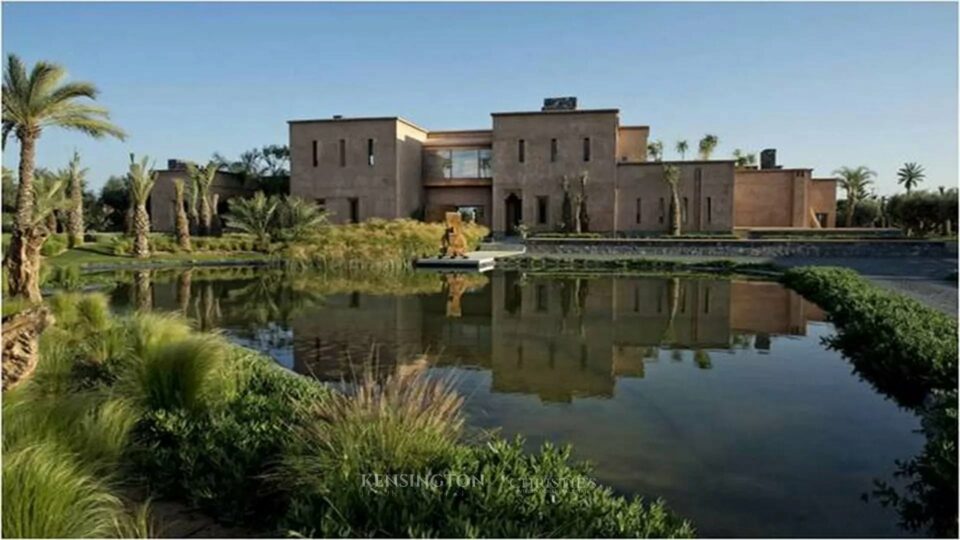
[424,149,492,179]
[635,198,642,224]
[704,287,711,314]
[348,197,359,223]
[367,138,375,166]
[316,198,326,212]
[694,168,702,183]
[815,212,828,227]
[583,137,591,162]
[658,198,665,224]
[518,139,526,163]
[536,284,548,312]
[312,140,319,167]
[550,138,558,162]
[339,139,346,167]
[536,196,549,225]
[682,197,689,224]
[707,197,713,224]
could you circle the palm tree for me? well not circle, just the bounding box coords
[663,164,682,236]
[675,140,688,160]
[897,162,925,193]
[65,151,87,248]
[275,196,328,241]
[33,169,68,234]
[647,140,664,162]
[127,154,157,258]
[173,178,191,251]
[187,161,218,236]
[2,54,125,300]
[224,191,278,251]
[833,165,876,227]
[698,134,719,160]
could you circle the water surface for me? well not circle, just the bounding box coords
[105,268,924,537]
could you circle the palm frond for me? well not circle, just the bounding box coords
[126,154,157,205]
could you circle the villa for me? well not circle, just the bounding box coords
[288,97,838,235]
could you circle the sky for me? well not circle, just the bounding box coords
[2,1,957,195]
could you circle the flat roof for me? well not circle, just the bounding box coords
[287,116,428,133]
[620,125,651,130]
[618,159,736,166]
[491,108,619,117]
[735,167,814,173]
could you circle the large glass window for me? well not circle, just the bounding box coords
[423,148,493,179]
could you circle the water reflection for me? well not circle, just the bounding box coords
[103,268,930,537]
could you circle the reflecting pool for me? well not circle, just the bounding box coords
[104,268,925,537]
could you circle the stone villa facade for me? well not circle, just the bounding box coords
[288,98,837,235]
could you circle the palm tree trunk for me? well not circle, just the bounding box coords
[669,188,682,236]
[133,203,150,258]
[68,173,84,248]
[175,188,191,251]
[177,269,192,315]
[845,200,856,227]
[199,193,212,236]
[4,131,40,302]
[133,270,152,312]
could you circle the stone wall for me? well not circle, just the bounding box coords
[524,238,953,258]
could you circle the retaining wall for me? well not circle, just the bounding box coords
[523,238,953,258]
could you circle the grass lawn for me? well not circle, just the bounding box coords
[46,242,270,268]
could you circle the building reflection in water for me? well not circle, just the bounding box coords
[117,270,825,402]
[286,273,826,402]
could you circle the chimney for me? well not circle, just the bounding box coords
[167,159,187,170]
[760,149,780,170]
[542,97,577,111]
[332,115,343,120]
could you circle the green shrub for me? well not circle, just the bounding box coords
[41,233,68,257]
[282,438,693,538]
[131,353,329,525]
[782,267,957,405]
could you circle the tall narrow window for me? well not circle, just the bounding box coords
[635,198,642,224]
[348,197,359,223]
[704,287,711,314]
[550,138,558,162]
[312,140,319,167]
[583,137,591,162]
[367,138,375,166]
[339,139,346,167]
[658,198,665,224]
[536,284,548,312]
[316,198,326,212]
[707,197,713,224]
[518,139,526,163]
[536,196,549,225]
[682,197,689,224]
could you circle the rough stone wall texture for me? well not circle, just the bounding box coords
[491,111,620,234]
[807,179,838,227]
[150,170,251,232]
[524,238,951,258]
[733,169,813,228]
[615,161,735,233]
[290,118,413,224]
[616,126,649,162]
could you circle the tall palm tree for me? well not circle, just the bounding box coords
[833,165,876,227]
[675,140,688,160]
[127,154,157,258]
[647,140,664,162]
[187,161,218,236]
[173,178,191,251]
[65,151,87,248]
[698,134,719,160]
[897,162,925,193]
[2,54,125,300]
[663,164,682,236]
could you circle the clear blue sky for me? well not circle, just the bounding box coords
[3,2,957,195]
